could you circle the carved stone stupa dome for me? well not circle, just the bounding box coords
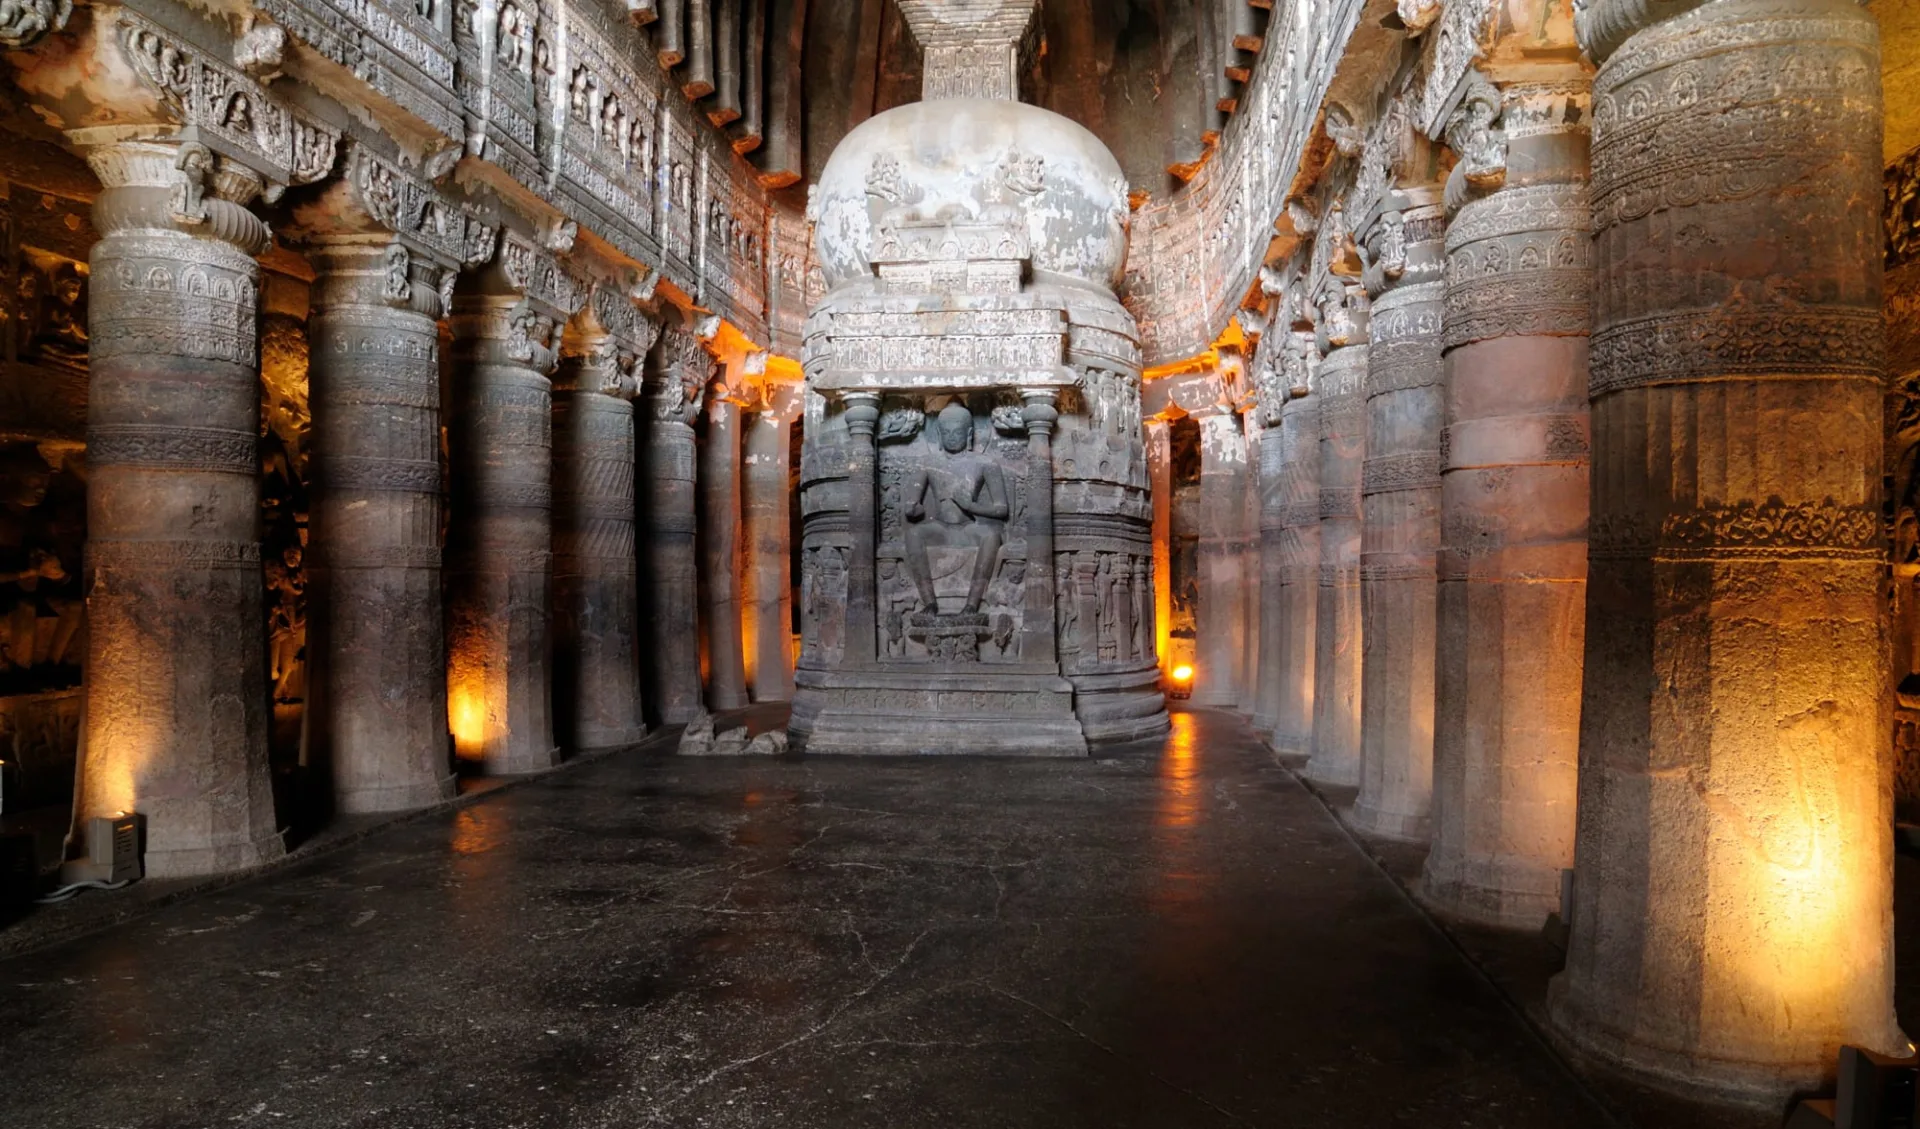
[810,98,1132,294]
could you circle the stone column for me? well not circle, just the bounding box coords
[1547,0,1901,1105]
[1351,194,1446,842]
[700,383,751,711]
[1191,405,1248,707]
[74,138,284,876]
[642,326,711,723]
[1021,388,1061,665]
[446,237,584,773]
[1270,337,1320,755]
[1424,76,1593,929]
[1239,407,1263,715]
[1146,417,1174,676]
[1253,384,1287,734]
[302,239,458,812]
[743,384,799,701]
[1306,292,1368,787]
[842,392,882,667]
[552,306,651,750]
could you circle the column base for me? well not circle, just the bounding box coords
[338,774,459,815]
[1302,750,1360,788]
[707,690,752,712]
[574,726,650,751]
[484,747,562,776]
[1268,732,1313,759]
[1418,857,1560,931]
[144,830,287,880]
[1345,798,1429,843]
[1544,976,1887,1111]
[1188,690,1240,708]
[791,669,1088,756]
[662,704,706,725]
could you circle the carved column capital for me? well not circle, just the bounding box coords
[1444,70,1508,204]
[644,324,715,423]
[83,137,273,255]
[1572,0,1713,64]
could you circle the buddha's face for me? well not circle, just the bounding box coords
[937,409,971,453]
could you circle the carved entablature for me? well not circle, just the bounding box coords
[114,9,341,195]
[252,0,461,144]
[1417,0,1498,140]
[499,229,588,318]
[345,145,499,267]
[807,308,1074,393]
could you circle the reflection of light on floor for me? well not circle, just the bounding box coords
[451,805,505,856]
[1157,712,1200,831]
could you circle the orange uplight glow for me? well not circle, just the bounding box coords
[448,680,490,761]
[1172,664,1194,683]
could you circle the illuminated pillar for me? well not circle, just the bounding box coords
[743,384,799,702]
[1351,193,1445,842]
[75,138,284,876]
[1191,405,1248,707]
[552,305,652,751]
[1146,416,1174,676]
[1270,336,1319,755]
[1239,407,1263,716]
[301,234,458,813]
[701,383,750,712]
[1306,288,1368,787]
[642,326,711,724]
[1425,74,1593,929]
[446,237,584,774]
[1547,0,1903,1104]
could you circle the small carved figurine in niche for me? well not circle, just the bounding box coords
[982,557,1025,660]
[877,557,918,658]
[902,402,1008,615]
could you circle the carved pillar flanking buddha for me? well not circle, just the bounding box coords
[552,289,660,751]
[446,234,586,774]
[1146,416,1174,681]
[1305,290,1368,787]
[1423,73,1593,929]
[1191,405,1249,708]
[74,137,288,876]
[1351,192,1445,842]
[700,368,751,712]
[641,326,712,724]
[290,149,495,813]
[1546,0,1903,1104]
[743,383,800,703]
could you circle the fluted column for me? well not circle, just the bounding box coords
[1253,374,1287,734]
[1191,405,1248,707]
[1351,194,1445,842]
[1547,0,1901,1103]
[302,240,457,812]
[447,242,583,774]
[553,314,650,750]
[743,384,799,701]
[1270,337,1320,755]
[74,138,284,876]
[1424,75,1593,929]
[701,372,750,711]
[642,326,711,723]
[1306,292,1368,787]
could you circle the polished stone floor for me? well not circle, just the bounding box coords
[0,709,1691,1127]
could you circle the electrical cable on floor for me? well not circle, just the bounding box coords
[34,879,131,904]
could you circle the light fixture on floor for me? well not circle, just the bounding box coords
[1168,664,1194,700]
[1787,1045,1919,1128]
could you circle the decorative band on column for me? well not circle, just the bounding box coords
[1444,184,1592,350]
[1362,451,1443,495]
[651,514,699,536]
[88,425,258,474]
[1589,498,1883,563]
[1319,563,1359,587]
[1318,393,1365,439]
[1366,339,1445,395]
[1318,487,1362,518]
[447,547,553,573]
[316,456,444,493]
[309,543,444,570]
[88,539,262,569]
[89,244,260,367]
[1589,309,1885,398]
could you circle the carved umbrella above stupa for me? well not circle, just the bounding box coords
[790,0,1169,756]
